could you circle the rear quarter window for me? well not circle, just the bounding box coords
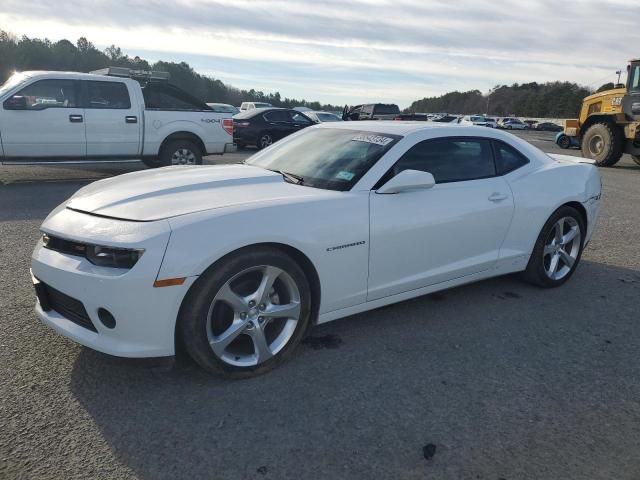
[493,140,530,175]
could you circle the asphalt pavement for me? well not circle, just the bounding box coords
[1,131,639,479]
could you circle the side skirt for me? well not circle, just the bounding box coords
[316,256,529,325]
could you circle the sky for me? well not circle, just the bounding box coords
[1,0,639,107]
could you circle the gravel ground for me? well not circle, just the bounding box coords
[1,131,639,479]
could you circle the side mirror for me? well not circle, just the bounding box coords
[3,95,27,110]
[376,169,436,194]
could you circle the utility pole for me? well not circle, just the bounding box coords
[486,87,496,115]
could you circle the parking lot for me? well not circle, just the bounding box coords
[1,130,639,479]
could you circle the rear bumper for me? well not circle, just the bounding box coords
[224,142,237,153]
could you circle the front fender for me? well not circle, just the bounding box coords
[158,194,371,315]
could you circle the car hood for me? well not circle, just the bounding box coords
[66,164,325,221]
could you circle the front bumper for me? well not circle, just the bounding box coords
[31,207,195,357]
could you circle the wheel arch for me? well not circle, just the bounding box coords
[160,131,207,156]
[174,242,322,356]
[562,201,588,233]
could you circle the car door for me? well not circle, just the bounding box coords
[288,111,313,133]
[262,110,292,140]
[0,78,85,159]
[367,137,514,301]
[83,80,141,158]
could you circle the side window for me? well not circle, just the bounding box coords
[290,112,311,124]
[391,137,496,184]
[142,85,206,110]
[85,81,131,109]
[264,110,290,122]
[493,141,530,175]
[8,79,78,109]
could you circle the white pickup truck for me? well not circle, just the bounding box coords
[0,68,235,167]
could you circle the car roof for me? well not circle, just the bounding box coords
[18,70,136,82]
[316,120,462,135]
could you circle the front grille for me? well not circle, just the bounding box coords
[39,282,97,332]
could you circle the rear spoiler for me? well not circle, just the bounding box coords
[548,153,595,164]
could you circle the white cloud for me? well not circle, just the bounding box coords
[0,0,638,107]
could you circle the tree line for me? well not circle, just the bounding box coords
[407,81,605,118]
[1,31,611,118]
[0,31,342,111]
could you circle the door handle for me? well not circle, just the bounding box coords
[69,114,83,123]
[125,116,138,124]
[488,192,509,202]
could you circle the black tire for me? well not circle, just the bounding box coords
[558,135,571,149]
[581,122,623,167]
[522,205,585,288]
[160,139,203,166]
[178,246,312,378]
[257,132,274,150]
[632,155,640,166]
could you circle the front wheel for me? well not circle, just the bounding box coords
[632,155,640,166]
[557,135,571,149]
[581,123,623,167]
[179,247,312,377]
[522,206,585,288]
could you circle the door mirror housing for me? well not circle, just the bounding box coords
[3,95,27,110]
[376,169,436,194]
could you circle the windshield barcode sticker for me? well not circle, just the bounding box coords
[351,134,393,146]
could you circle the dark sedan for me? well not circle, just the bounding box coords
[233,108,314,149]
[535,122,563,132]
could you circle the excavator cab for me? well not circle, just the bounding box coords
[622,59,640,121]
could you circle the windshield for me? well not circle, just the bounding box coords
[316,113,341,122]
[470,116,485,122]
[629,64,640,93]
[0,72,28,97]
[246,128,401,191]
[254,102,272,108]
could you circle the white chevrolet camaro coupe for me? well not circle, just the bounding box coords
[32,122,602,377]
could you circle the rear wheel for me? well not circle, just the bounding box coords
[581,123,623,166]
[160,140,203,166]
[179,247,312,377]
[257,133,273,149]
[523,206,585,288]
[632,155,640,166]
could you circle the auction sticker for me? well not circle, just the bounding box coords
[351,134,393,146]
[335,171,355,181]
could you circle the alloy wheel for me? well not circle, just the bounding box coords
[260,134,273,148]
[206,265,301,367]
[543,217,581,280]
[171,148,197,165]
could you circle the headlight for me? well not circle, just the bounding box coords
[41,233,144,269]
[85,245,144,268]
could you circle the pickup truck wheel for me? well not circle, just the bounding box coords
[162,140,203,166]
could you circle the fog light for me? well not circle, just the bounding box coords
[97,308,116,329]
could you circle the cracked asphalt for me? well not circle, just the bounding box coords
[1,131,639,479]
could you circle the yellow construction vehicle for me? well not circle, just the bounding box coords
[563,58,640,166]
